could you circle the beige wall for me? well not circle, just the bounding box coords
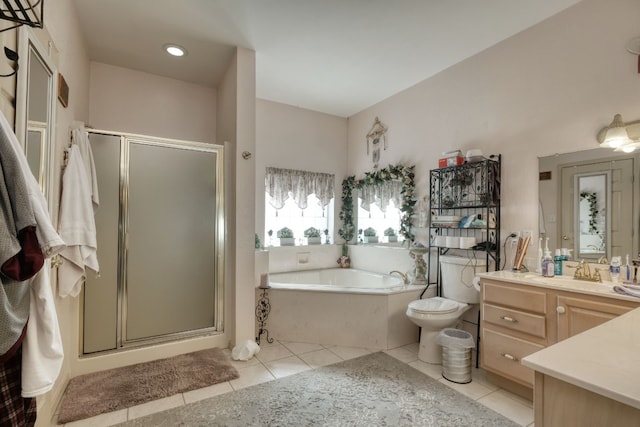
[30,0,91,424]
[347,0,640,268]
[255,99,348,240]
[216,47,258,345]
[89,62,216,142]
[0,29,17,123]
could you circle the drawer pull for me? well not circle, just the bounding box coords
[501,353,519,361]
[500,316,518,323]
[556,306,566,314]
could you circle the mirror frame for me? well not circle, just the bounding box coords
[338,164,416,243]
[15,25,58,215]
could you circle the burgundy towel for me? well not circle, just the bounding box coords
[1,226,43,281]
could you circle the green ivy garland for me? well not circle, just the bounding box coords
[579,191,599,234]
[339,164,416,243]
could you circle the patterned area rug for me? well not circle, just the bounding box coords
[116,352,519,426]
[57,348,239,424]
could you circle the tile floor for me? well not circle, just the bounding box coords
[58,341,535,427]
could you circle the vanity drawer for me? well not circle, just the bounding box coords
[483,304,546,339]
[482,328,544,387]
[482,280,547,314]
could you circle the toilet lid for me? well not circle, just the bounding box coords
[408,297,459,314]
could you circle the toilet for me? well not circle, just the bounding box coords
[406,255,486,364]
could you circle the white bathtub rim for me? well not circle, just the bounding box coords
[268,268,425,295]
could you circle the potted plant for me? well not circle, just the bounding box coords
[363,227,378,243]
[337,243,350,268]
[304,227,322,245]
[277,227,295,246]
[384,227,397,243]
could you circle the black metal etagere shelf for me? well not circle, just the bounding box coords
[0,0,43,32]
[427,154,501,367]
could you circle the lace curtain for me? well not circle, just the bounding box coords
[265,167,335,210]
[359,180,403,213]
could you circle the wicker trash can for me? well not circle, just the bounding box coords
[436,328,475,384]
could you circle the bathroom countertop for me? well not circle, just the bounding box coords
[521,306,640,410]
[476,270,640,304]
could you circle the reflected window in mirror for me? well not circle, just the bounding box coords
[576,173,609,258]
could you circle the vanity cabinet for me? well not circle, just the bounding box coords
[556,295,635,341]
[481,280,549,387]
[480,278,640,390]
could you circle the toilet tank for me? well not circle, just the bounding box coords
[439,255,487,303]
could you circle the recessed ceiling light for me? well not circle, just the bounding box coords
[164,44,187,57]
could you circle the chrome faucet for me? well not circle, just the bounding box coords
[389,270,409,285]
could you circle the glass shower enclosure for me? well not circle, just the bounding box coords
[83,131,224,354]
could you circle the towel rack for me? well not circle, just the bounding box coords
[0,0,44,33]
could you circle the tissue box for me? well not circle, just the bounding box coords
[438,156,464,168]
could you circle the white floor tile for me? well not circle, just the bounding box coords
[408,359,444,380]
[230,363,275,390]
[477,390,534,426]
[280,341,325,355]
[384,346,419,363]
[228,355,262,370]
[438,376,495,400]
[297,348,343,368]
[469,366,500,393]
[255,341,294,363]
[325,345,374,360]
[62,409,127,427]
[264,355,312,378]
[127,394,185,420]
[183,381,234,404]
[398,342,419,354]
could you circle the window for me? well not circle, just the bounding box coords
[264,167,334,246]
[356,198,402,243]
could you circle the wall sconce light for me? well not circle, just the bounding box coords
[597,114,640,153]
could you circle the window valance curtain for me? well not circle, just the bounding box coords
[359,180,403,213]
[265,167,335,210]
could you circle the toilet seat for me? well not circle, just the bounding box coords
[408,297,460,314]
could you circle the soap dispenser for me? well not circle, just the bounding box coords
[554,249,563,276]
[541,239,555,277]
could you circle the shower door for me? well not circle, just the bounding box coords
[83,132,224,354]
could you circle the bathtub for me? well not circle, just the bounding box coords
[269,268,411,293]
[261,268,431,349]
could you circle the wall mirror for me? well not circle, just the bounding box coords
[539,148,638,262]
[15,25,57,213]
[339,164,416,244]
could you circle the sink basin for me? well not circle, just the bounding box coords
[519,274,619,290]
[528,276,574,285]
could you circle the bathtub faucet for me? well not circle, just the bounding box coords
[389,270,409,285]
